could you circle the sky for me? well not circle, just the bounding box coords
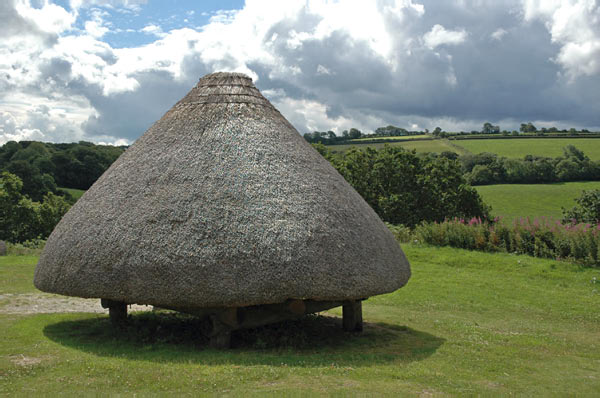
[1,0,600,145]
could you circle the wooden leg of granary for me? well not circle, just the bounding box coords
[100,299,127,326]
[208,308,238,349]
[342,300,363,332]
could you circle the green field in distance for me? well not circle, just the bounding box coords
[328,137,600,160]
[329,139,468,154]
[453,138,600,159]
[350,134,430,142]
[475,181,600,223]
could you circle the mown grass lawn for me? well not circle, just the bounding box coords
[328,139,468,155]
[1,245,599,395]
[475,181,600,223]
[453,138,600,159]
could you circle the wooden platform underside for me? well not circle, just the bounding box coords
[100,298,365,348]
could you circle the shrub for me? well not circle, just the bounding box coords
[412,217,600,267]
[562,189,600,224]
[6,238,46,256]
[332,146,490,227]
[0,172,70,243]
[385,223,412,243]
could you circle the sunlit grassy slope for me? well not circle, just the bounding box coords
[453,138,600,159]
[329,139,468,155]
[475,181,600,223]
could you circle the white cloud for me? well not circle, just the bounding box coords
[140,24,165,38]
[273,96,386,135]
[70,0,148,12]
[316,64,332,75]
[84,8,110,38]
[491,28,507,40]
[423,24,468,49]
[14,0,76,35]
[522,0,600,79]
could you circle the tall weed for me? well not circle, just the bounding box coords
[413,217,600,267]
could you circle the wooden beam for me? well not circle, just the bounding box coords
[100,299,127,326]
[209,314,233,349]
[342,300,363,332]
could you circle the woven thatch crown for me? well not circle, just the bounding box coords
[34,72,410,309]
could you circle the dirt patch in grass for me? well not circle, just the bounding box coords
[0,293,152,314]
[9,355,42,367]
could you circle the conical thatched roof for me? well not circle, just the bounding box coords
[34,72,410,309]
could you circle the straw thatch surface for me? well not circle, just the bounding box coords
[34,72,410,309]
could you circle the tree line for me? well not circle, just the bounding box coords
[304,123,599,143]
[460,145,600,185]
[2,137,598,243]
[303,125,424,144]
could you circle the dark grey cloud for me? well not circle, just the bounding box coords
[240,0,600,133]
[0,0,39,37]
[81,70,197,141]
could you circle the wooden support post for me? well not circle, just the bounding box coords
[209,330,232,349]
[100,299,127,326]
[209,312,234,349]
[342,300,363,332]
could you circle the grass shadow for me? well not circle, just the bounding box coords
[43,312,444,367]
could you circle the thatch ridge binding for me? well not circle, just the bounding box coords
[34,71,410,311]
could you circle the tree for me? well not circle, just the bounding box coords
[555,159,580,181]
[333,146,489,227]
[348,128,362,139]
[38,192,71,238]
[5,159,57,201]
[467,165,494,185]
[562,145,586,162]
[0,172,38,242]
[375,125,409,137]
[562,190,600,224]
[520,122,537,133]
[482,122,500,134]
[433,127,442,136]
[0,172,71,242]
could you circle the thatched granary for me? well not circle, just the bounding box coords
[34,72,410,346]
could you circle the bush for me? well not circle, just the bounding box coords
[7,238,46,256]
[413,217,600,267]
[385,223,412,243]
[562,189,600,224]
[0,172,70,243]
[331,146,490,227]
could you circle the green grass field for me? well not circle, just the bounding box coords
[58,187,85,201]
[350,135,430,142]
[1,246,599,395]
[475,181,600,223]
[328,137,600,159]
[329,139,469,155]
[454,138,600,159]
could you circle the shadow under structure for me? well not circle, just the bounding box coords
[34,72,411,348]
